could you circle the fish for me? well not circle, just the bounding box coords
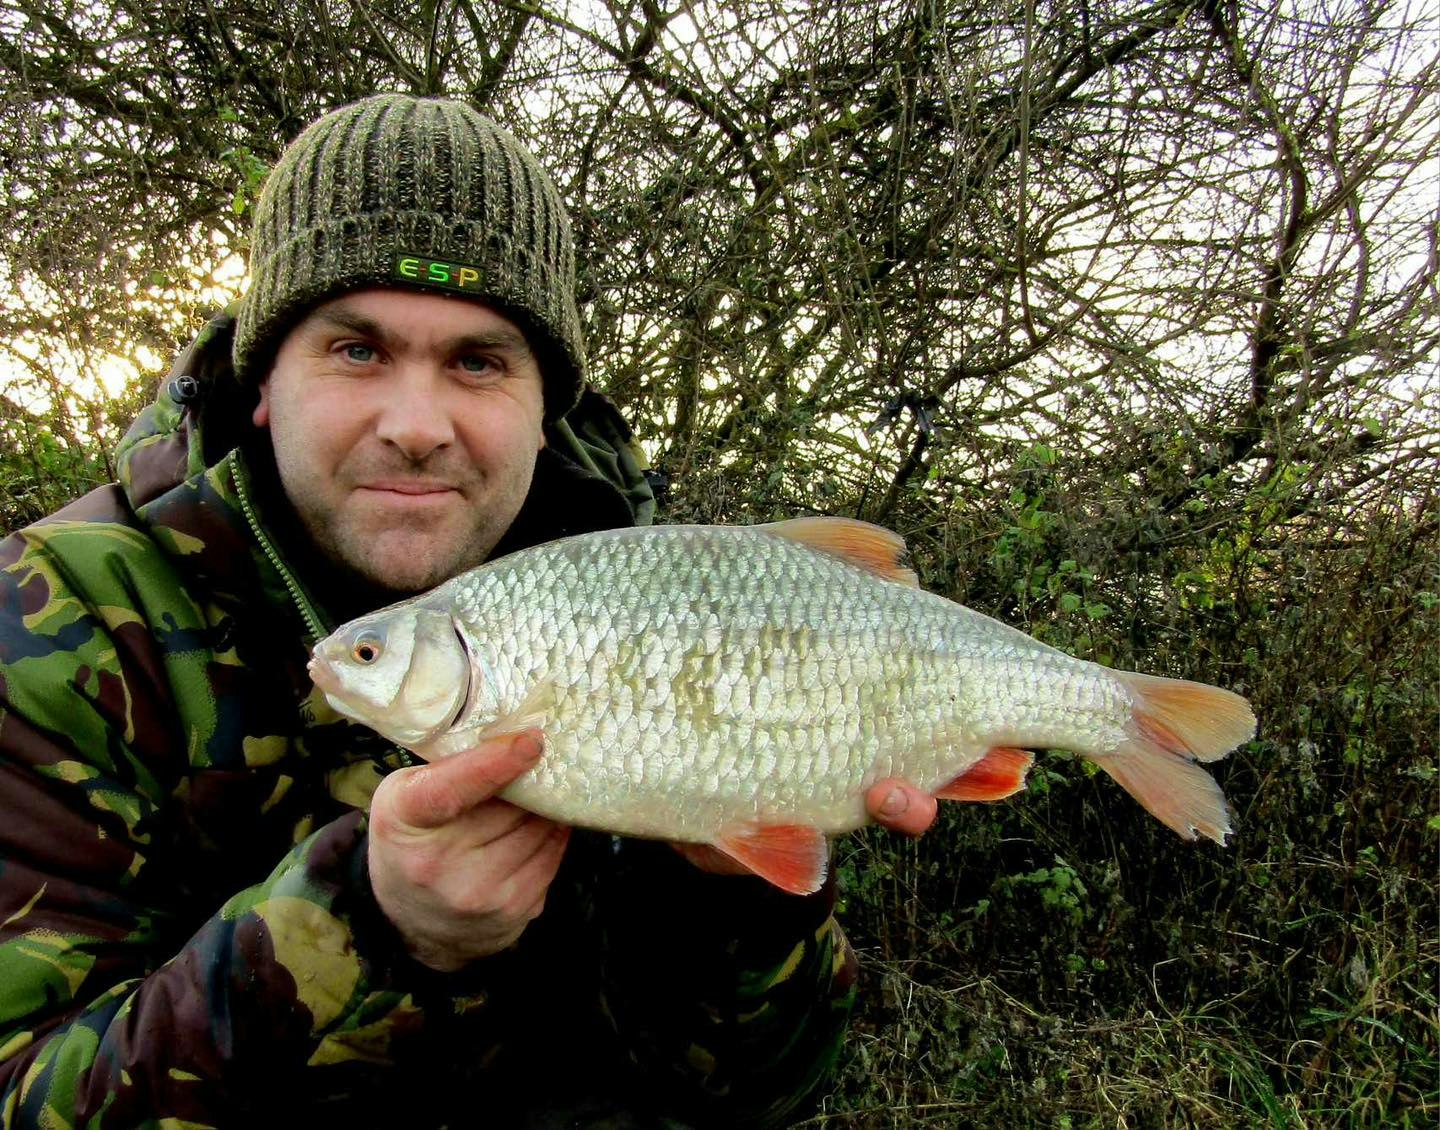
[308,517,1256,894]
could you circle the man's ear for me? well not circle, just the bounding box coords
[252,381,271,428]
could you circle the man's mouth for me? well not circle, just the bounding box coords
[358,479,461,497]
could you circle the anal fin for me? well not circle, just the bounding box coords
[935,747,1034,801]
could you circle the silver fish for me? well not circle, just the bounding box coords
[309,518,1255,893]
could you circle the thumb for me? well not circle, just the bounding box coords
[382,730,545,830]
[865,779,938,837]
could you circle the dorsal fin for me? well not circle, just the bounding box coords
[759,517,919,587]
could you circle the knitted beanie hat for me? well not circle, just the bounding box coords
[233,94,584,420]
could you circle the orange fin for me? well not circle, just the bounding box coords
[1116,670,1256,762]
[760,517,919,586]
[713,823,829,895]
[1095,671,1257,844]
[668,842,750,876]
[935,747,1034,801]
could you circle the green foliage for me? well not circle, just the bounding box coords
[815,486,1438,1126]
[220,142,271,219]
[997,859,1089,929]
[0,389,132,531]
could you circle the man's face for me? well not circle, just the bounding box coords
[253,288,546,595]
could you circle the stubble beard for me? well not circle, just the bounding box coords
[286,462,536,598]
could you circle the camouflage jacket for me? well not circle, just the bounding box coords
[0,313,857,1128]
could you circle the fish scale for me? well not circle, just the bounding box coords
[485,529,928,824]
[310,517,1256,894]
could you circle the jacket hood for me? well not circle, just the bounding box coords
[116,308,259,513]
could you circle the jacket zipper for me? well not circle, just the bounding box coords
[232,455,419,769]
[231,456,328,645]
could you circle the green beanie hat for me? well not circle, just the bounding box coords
[233,94,584,420]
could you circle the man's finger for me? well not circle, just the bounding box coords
[385,730,545,830]
[505,823,571,900]
[479,823,571,921]
[866,779,938,837]
[467,812,566,878]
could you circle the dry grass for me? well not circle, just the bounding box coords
[807,939,1437,1127]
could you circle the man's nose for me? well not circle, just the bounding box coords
[373,367,455,460]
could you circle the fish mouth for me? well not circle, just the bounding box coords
[308,654,339,696]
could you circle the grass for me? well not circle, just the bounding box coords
[796,497,1439,1128]
[806,942,1438,1126]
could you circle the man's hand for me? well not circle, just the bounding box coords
[367,729,569,972]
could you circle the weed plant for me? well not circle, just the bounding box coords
[803,473,1437,1127]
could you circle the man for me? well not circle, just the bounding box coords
[0,95,935,1126]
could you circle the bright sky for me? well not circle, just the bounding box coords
[0,248,247,431]
[3,0,1435,456]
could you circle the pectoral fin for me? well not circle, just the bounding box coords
[476,681,557,742]
[713,823,829,895]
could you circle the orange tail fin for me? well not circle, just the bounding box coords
[1096,672,1256,844]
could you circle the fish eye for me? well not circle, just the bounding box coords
[352,631,384,664]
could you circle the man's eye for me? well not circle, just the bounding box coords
[459,355,499,376]
[343,343,376,363]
